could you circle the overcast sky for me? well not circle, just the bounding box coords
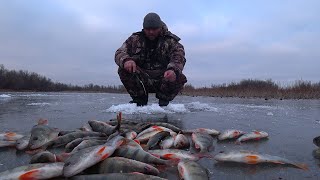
[0,0,319,87]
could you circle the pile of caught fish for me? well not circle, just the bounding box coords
[0,112,309,180]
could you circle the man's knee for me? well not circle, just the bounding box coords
[118,67,147,97]
[118,68,130,80]
[118,68,139,86]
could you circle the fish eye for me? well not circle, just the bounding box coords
[65,162,71,166]
[33,137,38,141]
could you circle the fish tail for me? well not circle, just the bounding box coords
[38,118,48,125]
[271,160,309,170]
[116,112,122,131]
[293,163,309,171]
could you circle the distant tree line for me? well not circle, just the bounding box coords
[1,64,319,99]
[0,64,126,93]
[182,79,320,99]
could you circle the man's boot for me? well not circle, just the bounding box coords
[129,96,148,106]
[158,99,169,107]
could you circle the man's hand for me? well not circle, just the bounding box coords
[164,70,176,82]
[124,60,136,73]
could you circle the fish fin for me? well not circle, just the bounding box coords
[131,172,144,175]
[150,153,161,159]
[115,112,122,131]
[245,155,259,164]
[178,165,184,178]
[121,138,130,145]
[5,132,17,137]
[131,132,137,139]
[134,139,141,145]
[163,153,175,160]
[197,153,214,159]
[194,143,200,149]
[101,153,110,160]
[19,169,40,180]
[25,148,45,155]
[253,131,261,135]
[141,144,149,151]
[55,152,71,162]
[156,164,169,172]
[97,146,106,155]
[165,158,180,166]
[3,133,16,141]
[170,132,177,137]
[204,167,211,177]
[208,145,215,152]
[199,148,208,153]
[233,131,241,137]
[191,133,196,139]
[52,128,61,136]
[269,160,286,165]
[49,131,60,140]
[235,140,241,145]
[117,139,125,147]
[239,150,254,153]
[37,118,48,125]
[152,126,164,131]
[0,141,15,147]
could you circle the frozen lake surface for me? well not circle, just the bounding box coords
[0,92,320,179]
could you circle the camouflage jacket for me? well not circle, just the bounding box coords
[115,23,186,76]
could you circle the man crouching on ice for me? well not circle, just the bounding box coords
[115,12,187,106]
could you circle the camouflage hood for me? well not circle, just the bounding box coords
[145,21,181,41]
[163,22,181,42]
